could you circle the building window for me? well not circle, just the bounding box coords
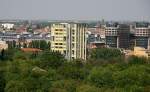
[63,36,66,41]
[72,37,75,41]
[72,50,74,55]
[72,57,75,60]
[59,43,63,45]
[72,43,74,48]
[52,36,55,41]
[55,33,58,35]
[55,43,58,45]
[59,29,63,31]
[72,29,75,35]
[63,50,66,54]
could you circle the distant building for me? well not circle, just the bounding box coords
[86,33,105,49]
[0,40,8,50]
[1,23,14,29]
[87,23,105,39]
[34,26,50,33]
[95,23,105,38]
[118,24,130,49]
[125,47,150,58]
[134,22,150,49]
[105,23,130,49]
[51,22,87,60]
[89,41,105,49]
[16,26,27,33]
[105,22,119,48]
[0,31,50,48]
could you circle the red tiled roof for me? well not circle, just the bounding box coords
[21,48,42,52]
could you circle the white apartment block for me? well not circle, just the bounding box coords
[51,22,87,60]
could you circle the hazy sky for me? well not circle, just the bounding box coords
[0,0,150,21]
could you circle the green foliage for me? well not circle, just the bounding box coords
[12,51,29,60]
[0,71,5,92]
[28,40,50,50]
[113,65,150,87]
[76,84,101,92]
[31,67,48,77]
[89,48,123,65]
[88,64,150,92]
[27,26,33,33]
[7,41,16,49]
[90,48,122,60]
[38,51,65,69]
[50,80,77,92]
[58,62,89,80]
[0,48,150,92]
[128,56,148,64]
[88,66,114,87]
[1,49,18,61]
[5,60,52,92]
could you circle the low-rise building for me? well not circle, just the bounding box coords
[133,22,150,49]
[105,22,119,48]
[124,47,150,58]
[0,40,8,50]
[1,23,14,29]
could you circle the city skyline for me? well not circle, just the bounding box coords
[0,0,150,21]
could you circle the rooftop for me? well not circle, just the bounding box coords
[21,48,42,52]
[135,22,149,28]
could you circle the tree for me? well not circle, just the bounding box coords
[12,51,29,60]
[2,49,18,61]
[47,41,51,50]
[89,48,122,64]
[28,40,50,50]
[76,84,101,92]
[113,65,150,87]
[23,43,27,48]
[88,67,114,87]
[0,71,5,92]
[39,40,49,50]
[0,47,150,92]
[5,80,27,92]
[5,60,52,92]
[128,56,147,64]
[17,42,21,48]
[58,62,88,80]
[50,80,77,92]
[90,48,121,59]
[0,49,5,60]
[37,51,65,69]
[12,41,16,48]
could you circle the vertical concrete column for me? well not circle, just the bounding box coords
[148,37,150,50]
[117,37,119,48]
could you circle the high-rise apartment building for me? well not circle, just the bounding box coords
[118,24,130,49]
[105,22,130,49]
[51,22,87,60]
[134,22,150,49]
[105,22,119,48]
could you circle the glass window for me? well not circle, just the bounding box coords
[72,50,74,55]
[63,50,66,54]
[63,36,66,41]
[72,43,74,48]
[72,37,75,41]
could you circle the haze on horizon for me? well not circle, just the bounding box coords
[0,0,150,21]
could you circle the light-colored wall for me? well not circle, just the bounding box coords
[51,23,87,60]
[0,41,8,50]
